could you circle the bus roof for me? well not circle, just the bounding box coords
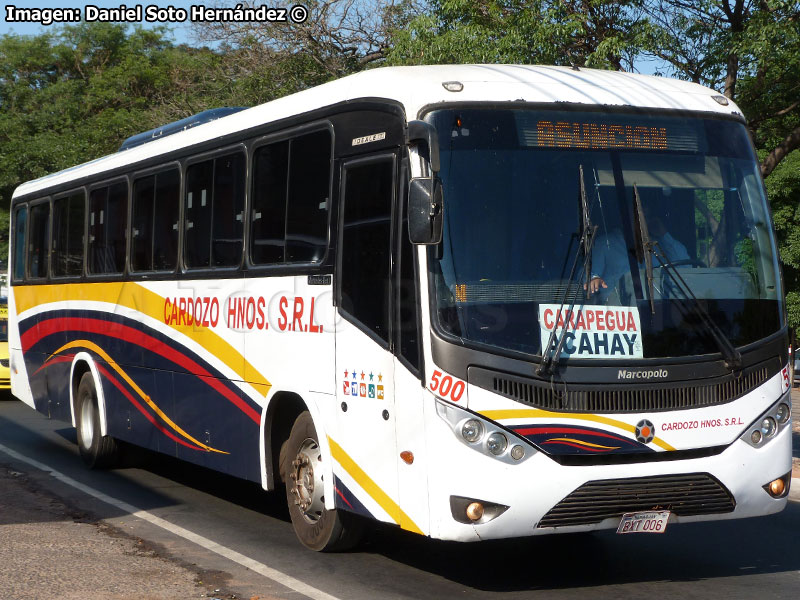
[11,64,743,200]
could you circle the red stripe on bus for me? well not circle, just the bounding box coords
[22,317,261,424]
[95,363,203,451]
[334,486,354,510]
[32,354,75,376]
[513,426,630,442]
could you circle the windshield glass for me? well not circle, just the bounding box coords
[429,108,783,360]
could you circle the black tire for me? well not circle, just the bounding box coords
[75,372,118,469]
[279,411,362,551]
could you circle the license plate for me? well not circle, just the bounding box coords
[616,510,670,534]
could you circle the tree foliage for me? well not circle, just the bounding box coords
[386,0,649,69]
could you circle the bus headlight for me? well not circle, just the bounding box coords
[742,396,791,448]
[461,419,483,443]
[775,403,790,425]
[486,432,508,455]
[435,399,533,465]
[760,417,777,438]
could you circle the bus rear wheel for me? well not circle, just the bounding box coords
[76,372,118,469]
[279,411,362,551]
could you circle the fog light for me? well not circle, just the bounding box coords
[751,429,762,445]
[466,502,484,521]
[776,403,790,425]
[769,479,786,497]
[486,432,508,456]
[461,419,483,443]
[760,417,777,438]
[763,473,790,498]
[510,445,525,460]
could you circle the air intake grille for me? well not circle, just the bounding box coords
[538,473,735,528]
[470,359,776,414]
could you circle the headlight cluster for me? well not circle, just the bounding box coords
[741,397,791,448]
[437,401,532,465]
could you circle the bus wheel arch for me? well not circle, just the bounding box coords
[69,354,109,437]
[263,391,308,491]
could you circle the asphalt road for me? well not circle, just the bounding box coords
[1,396,800,600]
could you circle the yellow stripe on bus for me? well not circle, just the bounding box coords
[327,437,423,535]
[13,282,271,397]
[546,437,620,450]
[480,408,676,452]
[48,339,227,454]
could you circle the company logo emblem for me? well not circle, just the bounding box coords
[635,419,655,444]
[617,369,668,380]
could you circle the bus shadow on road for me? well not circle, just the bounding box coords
[0,412,290,529]
[363,502,800,592]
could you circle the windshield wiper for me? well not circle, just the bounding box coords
[538,165,597,377]
[632,185,742,371]
[632,184,656,315]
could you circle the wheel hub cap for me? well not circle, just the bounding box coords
[289,438,325,523]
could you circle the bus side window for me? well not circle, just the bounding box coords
[27,202,50,279]
[132,175,156,271]
[212,153,245,267]
[89,181,128,274]
[13,206,27,281]
[153,169,180,271]
[52,191,85,277]
[398,199,420,371]
[185,159,213,268]
[186,153,245,269]
[340,157,394,342]
[286,130,331,263]
[251,140,289,264]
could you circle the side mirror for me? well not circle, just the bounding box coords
[406,120,443,245]
[408,176,443,244]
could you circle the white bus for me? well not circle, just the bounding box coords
[8,65,792,550]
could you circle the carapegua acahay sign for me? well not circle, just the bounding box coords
[538,304,643,359]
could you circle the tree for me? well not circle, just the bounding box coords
[642,0,800,178]
[385,0,650,70]
[190,0,395,101]
[0,23,224,259]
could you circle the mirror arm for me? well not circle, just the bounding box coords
[407,120,440,173]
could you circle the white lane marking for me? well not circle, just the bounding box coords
[0,442,341,600]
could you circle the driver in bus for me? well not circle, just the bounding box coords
[587,199,689,302]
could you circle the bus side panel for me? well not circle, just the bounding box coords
[16,299,264,482]
[102,365,178,458]
[172,370,261,481]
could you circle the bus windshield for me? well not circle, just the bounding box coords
[428,108,783,360]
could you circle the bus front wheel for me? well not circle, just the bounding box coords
[279,411,362,551]
[75,372,118,469]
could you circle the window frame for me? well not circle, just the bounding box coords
[129,162,182,276]
[182,143,247,273]
[50,188,87,281]
[86,176,130,279]
[335,152,398,349]
[246,121,335,272]
[11,203,29,284]
[26,197,52,281]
